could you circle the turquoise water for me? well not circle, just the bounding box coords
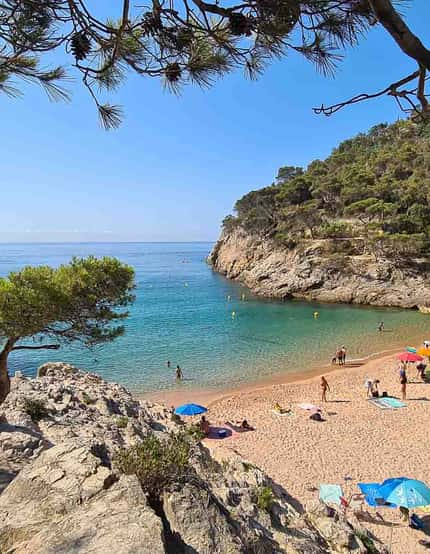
[0,242,426,393]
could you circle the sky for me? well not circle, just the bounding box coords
[0,1,429,243]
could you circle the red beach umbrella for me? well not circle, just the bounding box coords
[397,352,423,363]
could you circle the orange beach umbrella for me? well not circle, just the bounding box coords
[417,347,430,357]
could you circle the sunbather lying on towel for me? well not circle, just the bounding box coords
[225,419,255,432]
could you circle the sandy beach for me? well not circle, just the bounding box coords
[148,342,430,553]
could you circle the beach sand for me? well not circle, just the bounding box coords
[200,351,430,553]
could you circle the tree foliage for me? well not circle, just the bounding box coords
[0,1,429,127]
[224,118,430,256]
[0,256,135,402]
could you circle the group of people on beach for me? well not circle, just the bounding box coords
[166,360,183,380]
[332,346,347,365]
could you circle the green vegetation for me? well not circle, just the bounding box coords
[254,486,274,512]
[353,529,378,554]
[114,416,129,429]
[114,432,194,497]
[23,398,49,422]
[225,119,430,259]
[82,392,96,406]
[0,2,429,127]
[185,424,206,441]
[0,256,135,403]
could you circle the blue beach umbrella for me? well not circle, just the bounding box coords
[174,403,207,416]
[378,478,430,508]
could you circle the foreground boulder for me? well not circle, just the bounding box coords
[0,365,382,553]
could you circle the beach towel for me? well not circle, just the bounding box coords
[319,484,343,506]
[298,403,321,411]
[271,409,293,417]
[368,397,406,410]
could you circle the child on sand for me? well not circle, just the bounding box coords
[320,376,330,402]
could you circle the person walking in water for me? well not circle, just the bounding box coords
[378,321,384,332]
[321,376,330,403]
[176,365,183,380]
[399,364,407,400]
[167,360,171,369]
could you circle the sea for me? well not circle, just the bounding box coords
[0,242,426,394]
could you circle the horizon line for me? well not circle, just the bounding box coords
[0,240,217,245]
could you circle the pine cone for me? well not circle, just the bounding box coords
[71,32,91,61]
[142,11,162,35]
[175,28,194,51]
[165,63,182,82]
[229,13,253,37]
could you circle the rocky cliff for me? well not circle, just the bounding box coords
[0,363,381,553]
[209,227,430,309]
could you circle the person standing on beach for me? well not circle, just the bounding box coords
[399,365,407,400]
[321,376,330,403]
[176,365,183,380]
[336,347,343,365]
[341,346,346,365]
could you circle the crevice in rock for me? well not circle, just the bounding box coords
[90,443,111,469]
[147,494,196,554]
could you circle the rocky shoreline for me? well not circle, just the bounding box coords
[208,227,430,309]
[0,362,382,553]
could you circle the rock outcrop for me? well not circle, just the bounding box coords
[0,364,382,553]
[209,227,430,309]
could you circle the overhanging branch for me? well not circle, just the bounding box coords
[12,344,60,351]
[313,70,422,116]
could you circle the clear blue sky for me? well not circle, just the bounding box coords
[1,1,429,243]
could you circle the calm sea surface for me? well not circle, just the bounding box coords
[0,242,426,393]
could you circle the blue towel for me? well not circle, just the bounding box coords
[319,484,343,505]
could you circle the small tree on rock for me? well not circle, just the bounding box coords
[0,256,135,403]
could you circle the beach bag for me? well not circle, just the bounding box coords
[382,391,388,397]
[310,412,322,421]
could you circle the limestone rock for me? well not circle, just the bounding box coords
[0,367,386,553]
[0,441,165,554]
[209,227,430,308]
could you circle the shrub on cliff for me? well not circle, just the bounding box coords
[0,256,135,403]
[114,432,195,497]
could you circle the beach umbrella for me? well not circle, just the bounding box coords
[174,403,207,416]
[397,352,423,363]
[417,347,430,357]
[377,478,430,509]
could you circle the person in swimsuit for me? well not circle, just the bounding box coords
[176,365,183,380]
[399,365,407,400]
[321,376,330,402]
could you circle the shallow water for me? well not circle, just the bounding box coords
[0,242,426,393]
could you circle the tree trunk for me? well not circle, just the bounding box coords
[370,0,430,71]
[0,339,16,404]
